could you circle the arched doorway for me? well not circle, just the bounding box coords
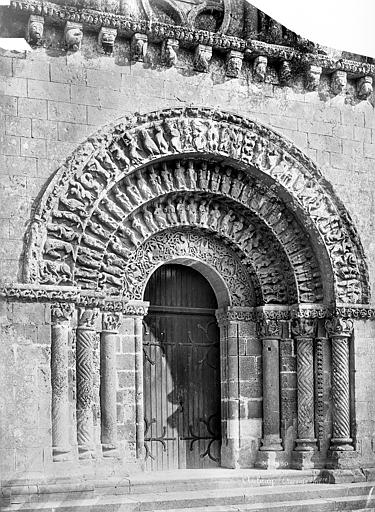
[143,263,221,470]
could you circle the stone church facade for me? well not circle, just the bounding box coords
[1,0,375,493]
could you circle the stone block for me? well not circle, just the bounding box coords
[341,107,365,127]
[0,56,12,77]
[0,95,17,116]
[18,97,47,119]
[308,133,341,153]
[117,370,135,389]
[46,140,76,160]
[5,115,31,137]
[20,137,46,158]
[50,62,87,84]
[0,76,27,97]
[364,142,375,159]
[239,379,262,399]
[116,354,135,371]
[86,68,122,89]
[342,139,363,156]
[354,125,372,143]
[13,58,50,81]
[298,119,333,136]
[48,101,87,124]
[71,84,100,106]
[57,121,91,142]
[31,119,58,140]
[87,106,119,126]
[28,79,70,103]
[1,135,20,156]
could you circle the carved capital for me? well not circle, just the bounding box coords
[357,76,373,100]
[27,15,44,46]
[305,64,322,91]
[194,44,212,73]
[257,316,282,339]
[64,22,83,52]
[253,55,268,82]
[131,33,148,62]
[77,307,99,330]
[325,316,354,338]
[98,27,117,54]
[102,312,121,332]
[226,50,243,78]
[162,38,178,67]
[291,317,317,338]
[51,302,75,324]
[331,70,347,95]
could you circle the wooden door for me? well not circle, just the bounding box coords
[143,264,221,470]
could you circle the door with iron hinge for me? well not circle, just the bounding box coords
[143,264,221,470]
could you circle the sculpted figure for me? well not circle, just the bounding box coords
[131,215,149,238]
[124,177,143,205]
[87,220,110,240]
[109,238,131,258]
[161,164,174,191]
[44,238,75,260]
[143,207,159,233]
[174,162,187,190]
[206,121,220,152]
[186,199,198,224]
[82,233,105,251]
[101,196,124,220]
[164,120,181,152]
[154,124,169,154]
[219,126,230,153]
[198,201,209,227]
[306,64,322,91]
[135,171,153,200]
[191,120,206,151]
[121,225,140,247]
[40,260,72,284]
[164,39,178,67]
[186,161,197,189]
[131,33,147,62]
[53,210,83,229]
[70,179,92,203]
[98,272,122,289]
[220,210,234,235]
[76,253,101,270]
[253,56,268,82]
[181,119,193,148]
[208,204,221,230]
[230,174,243,199]
[198,162,209,190]
[149,167,164,195]
[140,127,159,156]
[97,148,119,176]
[79,172,102,196]
[86,159,112,185]
[59,197,88,218]
[93,209,118,230]
[123,132,143,164]
[111,141,131,169]
[194,44,212,73]
[153,203,169,228]
[99,27,117,54]
[331,70,347,95]
[112,186,133,212]
[165,200,178,225]
[231,217,244,240]
[241,132,256,163]
[176,198,188,224]
[47,223,78,242]
[210,166,221,192]
[357,76,373,100]
[220,169,232,195]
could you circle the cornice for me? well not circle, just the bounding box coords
[8,0,375,80]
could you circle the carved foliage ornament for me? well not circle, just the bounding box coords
[102,311,121,331]
[25,107,369,305]
[325,316,354,337]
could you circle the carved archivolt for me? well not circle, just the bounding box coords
[25,107,369,306]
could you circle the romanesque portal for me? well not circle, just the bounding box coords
[10,106,370,472]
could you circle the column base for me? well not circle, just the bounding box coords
[291,449,319,469]
[294,438,318,451]
[259,434,283,452]
[326,449,358,470]
[221,439,240,469]
[330,437,354,451]
[78,445,96,460]
[320,468,366,484]
[52,446,73,462]
[255,450,287,469]
[102,443,121,459]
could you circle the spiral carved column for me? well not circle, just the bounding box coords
[100,311,121,457]
[325,316,354,453]
[51,303,74,462]
[291,318,318,468]
[76,307,99,459]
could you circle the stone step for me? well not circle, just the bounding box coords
[3,482,375,512]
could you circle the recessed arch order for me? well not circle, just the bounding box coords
[24,106,370,308]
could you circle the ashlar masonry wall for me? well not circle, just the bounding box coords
[1,33,375,480]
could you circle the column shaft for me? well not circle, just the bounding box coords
[51,303,74,461]
[76,307,98,459]
[260,337,283,451]
[134,315,145,459]
[100,312,121,457]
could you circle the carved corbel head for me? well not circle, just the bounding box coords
[64,22,83,52]
[331,70,347,95]
[357,76,373,100]
[194,44,212,73]
[99,27,117,54]
[131,33,148,62]
[253,55,268,82]
[27,15,44,46]
[226,50,243,78]
[279,60,292,86]
[305,64,322,91]
[163,39,179,67]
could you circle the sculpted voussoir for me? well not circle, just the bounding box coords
[24,107,369,305]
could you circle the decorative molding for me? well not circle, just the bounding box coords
[215,307,256,325]
[98,27,117,54]
[325,316,354,337]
